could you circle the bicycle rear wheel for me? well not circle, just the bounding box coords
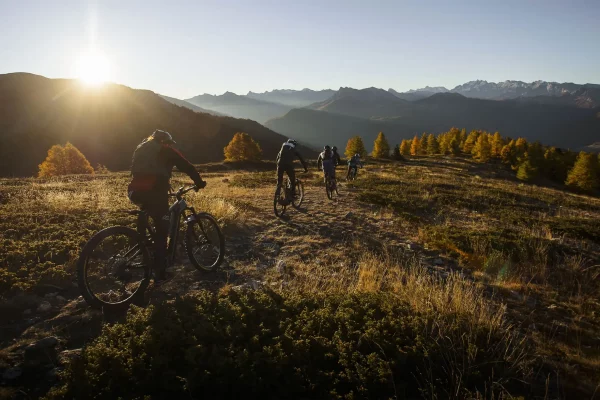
[274,184,287,217]
[326,177,333,200]
[185,213,225,272]
[292,179,304,209]
[77,226,151,310]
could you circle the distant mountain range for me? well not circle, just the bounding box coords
[246,89,335,107]
[0,73,298,177]
[266,88,600,151]
[159,95,227,116]
[185,92,293,124]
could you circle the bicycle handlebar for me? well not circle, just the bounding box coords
[169,184,199,198]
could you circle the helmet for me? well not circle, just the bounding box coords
[332,146,337,151]
[287,139,298,147]
[324,145,331,151]
[152,130,176,144]
[355,153,360,158]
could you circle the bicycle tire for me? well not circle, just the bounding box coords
[274,184,287,217]
[292,179,304,209]
[326,177,332,200]
[77,226,150,311]
[184,213,225,272]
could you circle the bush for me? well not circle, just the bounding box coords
[224,132,263,162]
[47,288,531,399]
[38,142,94,178]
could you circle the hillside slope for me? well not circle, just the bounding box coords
[246,88,335,107]
[0,73,294,176]
[159,94,227,116]
[185,92,293,124]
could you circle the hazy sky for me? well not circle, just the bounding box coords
[1,0,599,98]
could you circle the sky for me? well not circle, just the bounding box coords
[1,0,599,98]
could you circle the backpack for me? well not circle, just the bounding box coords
[131,139,171,178]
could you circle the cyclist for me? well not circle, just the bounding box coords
[347,153,363,180]
[128,129,206,283]
[332,146,342,166]
[317,145,336,189]
[276,139,308,205]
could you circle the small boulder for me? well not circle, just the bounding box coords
[55,296,67,304]
[32,336,59,350]
[58,348,82,365]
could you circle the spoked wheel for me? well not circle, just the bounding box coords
[326,177,333,200]
[274,184,287,217]
[292,179,304,209]
[77,226,151,310]
[184,213,225,271]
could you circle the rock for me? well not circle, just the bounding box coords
[2,367,23,381]
[46,367,60,381]
[276,260,286,274]
[434,258,444,265]
[31,336,59,350]
[23,309,32,316]
[232,280,263,291]
[55,296,67,304]
[37,301,52,313]
[344,212,354,219]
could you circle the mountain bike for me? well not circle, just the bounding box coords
[347,165,360,181]
[325,173,338,200]
[274,173,304,217]
[77,184,225,310]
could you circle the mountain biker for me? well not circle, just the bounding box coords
[347,153,363,180]
[332,146,342,166]
[276,139,308,205]
[127,130,206,283]
[317,145,336,188]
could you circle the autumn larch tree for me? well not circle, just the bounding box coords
[565,151,599,193]
[392,144,403,161]
[472,134,492,162]
[419,133,428,155]
[426,134,439,155]
[491,132,504,157]
[399,139,411,155]
[224,132,263,161]
[38,142,94,178]
[516,152,538,181]
[501,140,518,168]
[449,137,461,156]
[372,132,391,158]
[345,136,368,159]
[462,130,480,154]
[410,135,420,156]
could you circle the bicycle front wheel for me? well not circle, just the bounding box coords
[185,213,225,271]
[274,184,287,217]
[77,226,151,310]
[292,179,304,209]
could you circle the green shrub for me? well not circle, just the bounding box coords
[46,289,530,399]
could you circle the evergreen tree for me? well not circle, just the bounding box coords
[516,153,538,182]
[472,134,492,162]
[372,132,391,158]
[438,133,450,154]
[459,128,467,148]
[38,142,94,178]
[491,132,504,157]
[345,136,368,159]
[449,137,461,156]
[399,139,411,155]
[224,132,263,161]
[410,135,420,156]
[419,133,428,155]
[426,134,439,155]
[514,137,528,158]
[392,144,403,161]
[565,152,599,192]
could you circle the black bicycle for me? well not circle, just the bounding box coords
[274,173,304,217]
[77,184,225,310]
[325,173,338,200]
[347,165,361,181]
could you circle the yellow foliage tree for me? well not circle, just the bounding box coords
[565,152,599,192]
[38,142,94,178]
[372,132,390,158]
[491,132,504,157]
[224,132,263,161]
[399,139,411,155]
[426,134,439,155]
[419,133,428,155]
[410,135,420,156]
[345,136,368,159]
[472,134,492,162]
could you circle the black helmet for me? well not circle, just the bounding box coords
[287,139,298,147]
[152,130,176,144]
[324,145,331,151]
[332,146,337,151]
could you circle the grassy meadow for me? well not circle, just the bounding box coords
[0,156,599,399]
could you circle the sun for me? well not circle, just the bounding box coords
[76,50,111,86]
